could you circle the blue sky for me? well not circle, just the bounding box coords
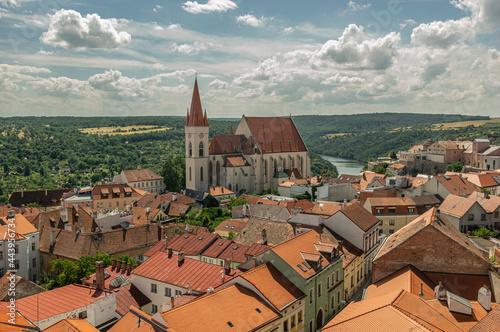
[0,0,499,117]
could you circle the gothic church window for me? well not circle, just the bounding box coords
[199,142,204,157]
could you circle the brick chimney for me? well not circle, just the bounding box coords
[95,261,105,291]
[478,285,491,311]
[111,258,116,270]
[178,252,185,266]
[137,165,141,170]
[21,204,26,214]
[338,240,343,253]
[224,259,231,275]
[167,248,173,258]
[343,199,347,208]
[127,262,132,274]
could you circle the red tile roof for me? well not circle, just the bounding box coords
[132,251,241,292]
[121,168,162,182]
[185,79,208,127]
[0,272,45,301]
[470,306,500,331]
[44,318,99,332]
[165,231,219,256]
[161,192,196,205]
[310,201,342,216]
[108,306,156,332]
[242,116,307,153]
[82,265,132,290]
[209,186,234,197]
[218,242,252,263]
[209,135,246,155]
[468,191,500,213]
[339,202,379,231]
[424,272,494,302]
[214,219,247,233]
[438,174,479,196]
[114,284,151,317]
[201,238,233,258]
[168,202,190,216]
[0,284,112,322]
[225,155,247,167]
[0,307,37,331]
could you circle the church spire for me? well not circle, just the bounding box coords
[186,77,208,127]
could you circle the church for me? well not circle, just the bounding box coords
[185,78,311,195]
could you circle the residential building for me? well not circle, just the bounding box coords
[9,189,71,211]
[0,272,45,301]
[61,186,93,209]
[131,251,241,314]
[278,178,310,197]
[113,166,164,194]
[208,186,236,200]
[0,307,37,331]
[240,230,345,331]
[372,207,493,284]
[439,193,500,231]
[109,306,167,332]
[44,319,99,332]
[0,212,39,282]
[36,206,97,233]
[233,216,295,246]
[449,172,500,195]
[185,78,310,194]
[214,218,248,238]
[92,183,141,211]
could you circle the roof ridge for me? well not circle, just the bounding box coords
[271,229,314,249]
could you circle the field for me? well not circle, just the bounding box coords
[81,125,171,135]
[430,118,500,130]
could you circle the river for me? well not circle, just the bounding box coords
[320,155,365,176]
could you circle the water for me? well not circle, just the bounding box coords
[320,155,365,176]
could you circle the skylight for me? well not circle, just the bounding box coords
[255,308,262,313]
[227,322,234,328]
[297,264,307,272]
[303,261,312,269]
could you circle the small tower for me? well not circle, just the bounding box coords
[185,78,209,192]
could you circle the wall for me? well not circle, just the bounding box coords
[0,231,40,282]
[377,214,419,235]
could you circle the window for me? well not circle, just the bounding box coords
[0,251,3,260]
[189,141,192,157]
[481,214,486,221]
[326,276,330,288]
[32,274,36,282]
[152,304,158,314]
[331,295,335,308]
[388,208,395,214]
[379,221,383,226]
[151,283,157,293]
[309,288,313,304]
[468,214,474,221]
[283,319,289,332]
[409,208,415,213]
[318,282,322,297]
[298,311,303,323]
[309,321,313,332]
[32,258,36,268]
[175,290,182,296]
[337,290,341,305]
[379,229,383,236]
[108,202,112,207]
[389,229,395,234]
[79,311,87,319]
[32,243,35,251]
[189,167,192,181]
[200,167,203,181]
[199,142,204,157]
[389,220,395,226]
[116,201,119,206]
[495,211,499,219]
[291,315,296,328]
[165,287,171,297]
[336,269,340,282]
[331,272,335,284]
[351,275,353,286]
[357,270,360,282]
[376,208,383,214]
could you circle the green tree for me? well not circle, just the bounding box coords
[389,151,397,159]
[445,162,464,172]
[374,166,386,174]
[161,154,185,193]
[226,197,248,210]
[227,231,236,240]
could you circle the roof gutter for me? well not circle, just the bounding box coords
[280,293,307,311]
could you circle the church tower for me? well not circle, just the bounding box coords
[185,78,209,192]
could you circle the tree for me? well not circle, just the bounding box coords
[389,151,397,159]
[202,194,219,208]
[226,197,248,210]
[161,154,185,193]
[227,231,236,240]
[374,166,386,174]
[445,162,464,172]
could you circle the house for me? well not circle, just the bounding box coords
[0,212,40,282]
[92,183,141,211]
[438,194,497,231]
[233,216,295,246]
[0,284,117,330]
[208,186,236,200]
[9,189,71,211]
[239,229,345,331]
[463,139,500,170]
[278,178,310,198]
[185,78,310,194]
[36,206,97,233]
[130,193,170,225]
[39,223,162,272]
[386,163,406,176]
[214,218,248,238]
[468,191,500,228]
[247,203,291,221]
[372,208,493,284]
[0,306,38,331]
[453,172,500,195]
[113,166,164,194]
[109,306,167,332]
[0,272,45,301]
[131,251,241,314]
[321,288,497,332]
[44,318,99,332]
[61,186,93,209]
[324,202,379,279]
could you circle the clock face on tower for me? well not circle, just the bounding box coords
[188,133,192,138]
[199,133,204,139]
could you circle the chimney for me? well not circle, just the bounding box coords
[21,190,24,198]
[95,261,105,291]
[224,259,231,275]
[252,257,257,268]
[343,199,347,208]
[435,281,446,301]
[45,189,48,196]
[172,193,177,202]
[7,210,15,220]
[484,191,489,199]
[21,204,26,214]
[261,229,267,245]
[116,260,122,271]
[111,258,116,269]
[167,248,173,258]
[137,165,141,170]
[50,229,56,246]
[478,285,491,311]
[178,251,185,265]
[207,287,214,294]
[127,262,132,273]
[338,204,342,210]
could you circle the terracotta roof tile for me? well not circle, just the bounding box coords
[109,306,156,332]
[44,318,99,332]
[161,192,196,205]
[470,306,500,331]
[209,135,246,154]
[82,265,132,290]
[438,174,479,196]
[439,194,479,217]
[214,219,247,233]
[468,191,500,213]
[121,168,162,183]
[310,201,341,216]
[209,186,234,197]
[161,284,279,331]
[0,214,37,239]
[0,307,37,331]
[424,272,494,302]
[115,284,151,317]
[132,252,241,292]
[168,202,190,216]
[92,183,140,201]
[201,238,233,258]
[165,231,219,256]
[225,155,247,167]
[0,272,45,301]
[240,195,279,206]
[339,202,379,231]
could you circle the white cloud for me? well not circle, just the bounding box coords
[182,0,237,14]
[411,18,474,49]
[0,64,51,74]
[284,27,294,34]
[209,79,228,89]
[172,41,214,55]
[399,19,417,30]
[236,15,272,28]
[37,49,53,55]
[167,23,182,30]
[30,76,90,98]
[312,24,401,70]
[347,1,371,12]
[41,9,131,51]
[0,0,20,8]
[452,0,500,32]
[153,5,161,12]
[489,49,500,60]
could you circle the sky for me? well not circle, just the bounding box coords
[0,0,499,118]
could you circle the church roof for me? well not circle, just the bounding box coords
[209,134,246,154]
[242,116,307,153]
[185,79,208,127]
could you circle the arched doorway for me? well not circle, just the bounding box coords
[316,308,323,330]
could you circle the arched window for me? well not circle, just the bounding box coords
[228,183,232,190]
[199,142,204,157]
[200,166,203,181]
[189,167,192,181]
[189,142,192,157]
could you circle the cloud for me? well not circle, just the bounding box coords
[312,24,401,70]
[167,23,182,30]
[41,9,131,51]
[209,79,228,89]
[411,18,474,49]
[236,15,272,27]
[182,0,237,14]
[0,0,20,8]
[452,0,500,32]
[29,76,90,98]
[347,1,371,12]
[399,19,417,30]
[37,49,53,55]
[284,27,294,34]
[153,5,161,12]
[172,41,214,54]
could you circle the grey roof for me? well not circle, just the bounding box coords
[184,189,205,202]
[447,291,474,309]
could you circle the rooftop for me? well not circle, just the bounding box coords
[338,202,379,232]
[233,217,295,246]
[44,318,99,332]
[108,306,157,332]
[214,219,247,234]
[165,231,219,256]
[121,168,163,182]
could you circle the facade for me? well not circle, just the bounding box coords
[0,212,40,282]
[113,166,164,194]
[92,183,141,211]
[240,230,345,332]
[185,79,311,195]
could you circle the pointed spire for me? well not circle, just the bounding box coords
[203,109,209,126]
[186,77,207,126]
[230,125,233,135]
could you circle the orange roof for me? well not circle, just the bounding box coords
[439,194,480,217]
[310,201,342,216]
[92,183,140,200]
[161,192,196,205]
[201,238,233,258]
[388,163,406,169]
[279,179,309,187]
[214,219,247,233]
[424,272,494,302]
[0,214,37,239]
[339,202,379,231]
[470,306,500,332]
[168,202,190,216]
[225,155,247,167]
[238,262,304,310]
[185,78,208,127]
[0,284,112,322]
[81,265,131,290]
[438,174,479,196]
[0,307,37,331]
[271,229,338,279]
[44,318,99,332]
[161,284,279,331]
[209,186,234,196]
[122,168,162,182]
[240,195,279,206]
[165,231,219,256]
[132,251,241,292]
[242,116,307,153]
[468,191,500,213]
[109,306,156,332]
